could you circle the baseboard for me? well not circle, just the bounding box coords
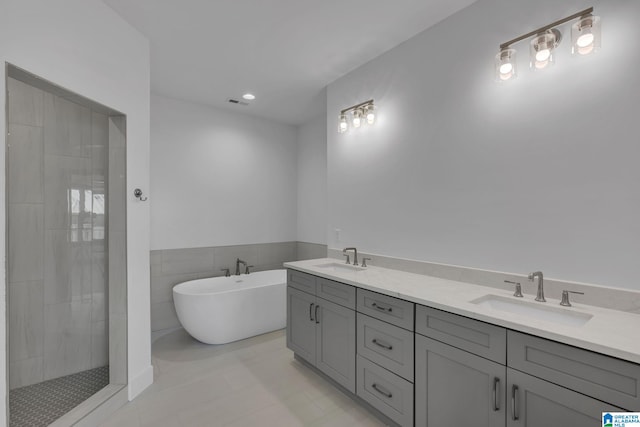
[128,365,153,400]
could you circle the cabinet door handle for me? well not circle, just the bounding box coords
[511,384,519,421]
[493,377,500,411]
[371,383,393,399]
[372,339,393,351]
[309,303,314,322]
[315,304,320,324]
[372,302,392,313]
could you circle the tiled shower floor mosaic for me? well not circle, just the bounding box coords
[9,366,109,427]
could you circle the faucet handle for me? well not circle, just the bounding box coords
[560,290,584,307]
[505,280,523,297]
[343,253,351,264]
[362,257,372,268]
[220,268,230,277]
[245,265,254,274]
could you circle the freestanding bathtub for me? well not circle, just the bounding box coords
[173,269,287,344]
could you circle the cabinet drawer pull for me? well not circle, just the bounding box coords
[511,384,519,421]
[309,303,314,321]
[372,339,393,351]
[372,302,392,313]
[493,377,500,411]
[315,304,320,324]
[371,383,393,399]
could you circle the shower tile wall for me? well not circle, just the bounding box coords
[150,241,327,333]
[7,78,109,389]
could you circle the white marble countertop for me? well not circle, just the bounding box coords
[284,258,640,365]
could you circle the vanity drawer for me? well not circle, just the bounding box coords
[317,277,356,309]
[508,331,640,410]
[356,355,414,427]
[287,269,316,295]
[357,313,414,381]
[357,289,414,331]
[416,305,506,364]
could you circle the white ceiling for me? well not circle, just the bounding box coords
[103,0,476,126]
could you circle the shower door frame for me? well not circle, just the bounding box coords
[3,62,129,426]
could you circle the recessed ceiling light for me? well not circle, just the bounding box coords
[242,93,255,100]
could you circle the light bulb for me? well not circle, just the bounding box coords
[576,32,594,48]
[499,63,513,75]
[242,93,255,100]
[535,49,551,62]
[365,105,376,125]
[366,113,375,124]
[495,48,517,82]
[572,16,601,56]
[338,114,348,133]
[530,31,557,71]
[352,109,363,128]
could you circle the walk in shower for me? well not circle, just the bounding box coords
[6,65,127,426]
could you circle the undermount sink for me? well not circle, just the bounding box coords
[470,294,593,327]
[314,262,366,273]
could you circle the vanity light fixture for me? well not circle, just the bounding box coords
[337,99,375,133]
[495,7,600,81]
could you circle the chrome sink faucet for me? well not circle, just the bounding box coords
[236,258,247,276]
[343,247,358,266]
[528,271,545,302]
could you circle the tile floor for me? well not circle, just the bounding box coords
[99,329,387,427]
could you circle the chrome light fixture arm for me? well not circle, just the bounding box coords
[499,7,593,50]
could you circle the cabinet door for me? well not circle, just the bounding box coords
[416,335,506,427]
[316,297,356,393]
[507,368,624,427]
[286,286,316,364]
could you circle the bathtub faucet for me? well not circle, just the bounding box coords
[236,258,247,276]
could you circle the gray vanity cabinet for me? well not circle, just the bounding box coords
[286,270,357,393]
[415,334,507,427]
[288,267,640,427]
[507,368,623,427]
[286,286,317,363]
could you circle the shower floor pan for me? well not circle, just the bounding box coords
[9,366,109,427]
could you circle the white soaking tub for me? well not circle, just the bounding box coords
[173,269,287,344]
